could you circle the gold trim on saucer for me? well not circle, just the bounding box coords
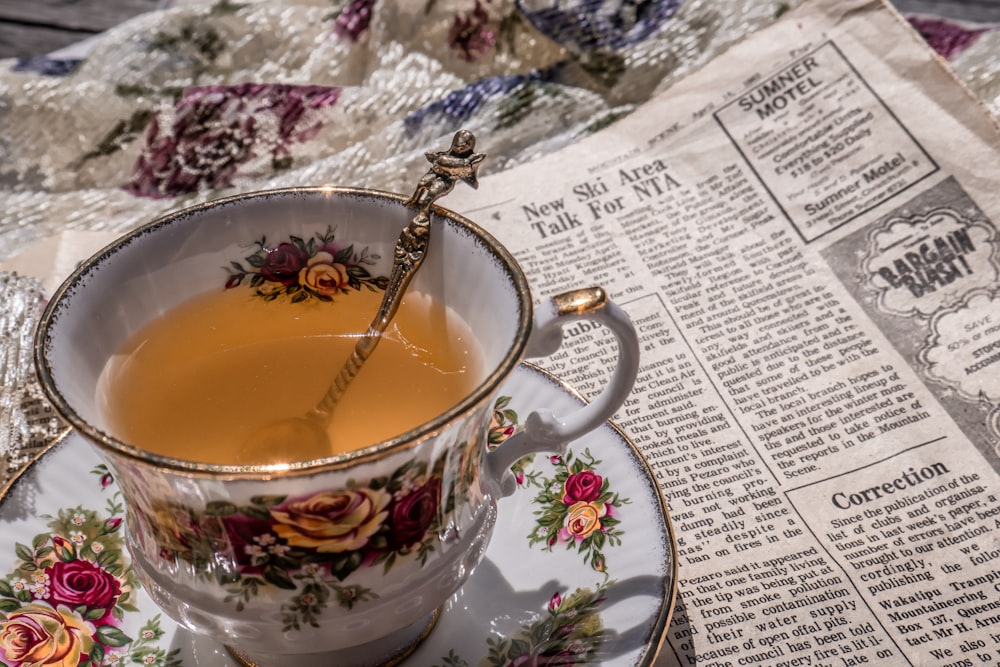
[0,365,677,667]
[520,361,678,666]
[0,429,70,500]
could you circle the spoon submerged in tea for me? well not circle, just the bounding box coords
[242,131,486,463]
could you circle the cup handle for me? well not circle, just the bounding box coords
[484,286,640,497]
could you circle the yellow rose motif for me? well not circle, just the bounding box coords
[0,602,95,667]
[298,252,350,297]
[563,501,607,540]
[270,488,391,553]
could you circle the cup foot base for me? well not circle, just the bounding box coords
[224,608,440,667]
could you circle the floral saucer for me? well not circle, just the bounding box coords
[0,363,676,666]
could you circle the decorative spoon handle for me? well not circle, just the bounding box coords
[310,130,485,422]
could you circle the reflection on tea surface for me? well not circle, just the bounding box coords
[97,288,483,465]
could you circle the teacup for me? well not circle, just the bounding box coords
[34,186,639,667]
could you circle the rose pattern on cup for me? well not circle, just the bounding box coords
[431,584,609,667]
[2,395,630,663]
[224,226,389,302]
[0,466,180,667]
[126,454,457,631]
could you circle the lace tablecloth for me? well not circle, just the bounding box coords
[1,0,998,484]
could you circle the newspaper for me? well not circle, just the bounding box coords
[442,0,1000,664]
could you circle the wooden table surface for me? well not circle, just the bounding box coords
[0,0,998,60]
[0,0,162,59]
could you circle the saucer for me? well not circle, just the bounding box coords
[0,363,677,666]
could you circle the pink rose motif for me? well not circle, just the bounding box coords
[260,242,310,286]
[45,560,121,614]
[388,478,441,549]
[0,602,95,667]
[298,252,350,297]
[488,424,515,446]
[559,501,607,541]
[50,536,75,561]
[592,553,606,573]
[562,470,602,504]
[270,488,391,553]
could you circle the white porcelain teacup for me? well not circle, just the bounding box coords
[34,186,639,667]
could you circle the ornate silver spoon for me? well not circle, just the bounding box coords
[244,130,485,463]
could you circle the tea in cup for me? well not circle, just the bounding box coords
[35,185,639,666]
[98,280,485,465]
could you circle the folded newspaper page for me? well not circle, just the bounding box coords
[446,0,1000,664]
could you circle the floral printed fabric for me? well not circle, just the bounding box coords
[906,15,989,61]
[1,0,997,258]
[1,0,798,257]
[125,84,343,198]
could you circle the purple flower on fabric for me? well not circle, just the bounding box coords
[516,0,682,52]
[335,0,377,41]
[449,0,498,62]
[907,16,989,60]
[403,69,556,135]
[125,83,341,199]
